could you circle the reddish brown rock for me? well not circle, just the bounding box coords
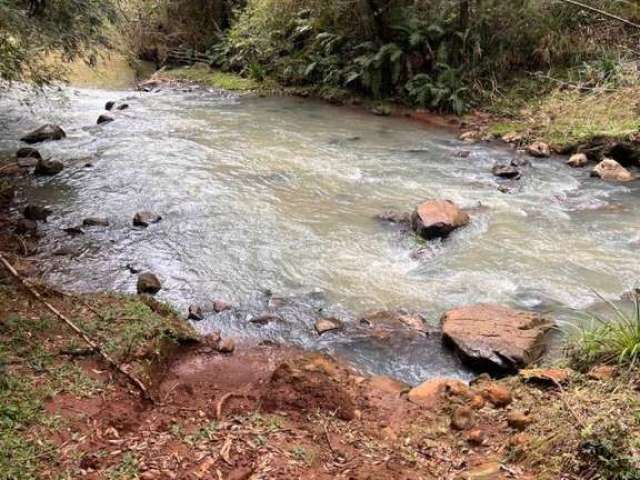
[217,338,235,354]
[410,200,470,240]
[481,383,512,408]
[466,429,486,446]
[368,376,410,396]
[359,309,428,334]
[507,411,532,431]
[591,158,635,182]
[520,368,572,387]
[527,141,550,158]
[408,378,470,407]
[588,364,617,381]
[315,317,344,335]
[136,272,161,295]
[441,304,553,372]
[451,405,474,430]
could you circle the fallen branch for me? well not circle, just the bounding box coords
[0,253,154,403]
[555,0,640,29]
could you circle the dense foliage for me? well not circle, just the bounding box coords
[0,0,120,83]
[177,0,640,113]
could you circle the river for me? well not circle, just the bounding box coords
[1,85,639,384]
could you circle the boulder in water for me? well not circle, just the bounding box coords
[137,272,162,295]
[117,103,130,111]
[441,304,553,372]
[410,199,469,240]
[133,211,162,227]
[21,124,66,144]
[527,141,550,158]
[491,164,520,179]
[97,114,114,125]
[23,204,51,221]
[375,210,410,225]
[16,147,42,160]
[566,153,588,168]
[34,158,64,176]
[591,158,635,182]
[188,304,204,321]
[105,101,115,111]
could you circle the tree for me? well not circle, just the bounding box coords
[0,0,120,84]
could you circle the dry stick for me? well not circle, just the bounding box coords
[555,0,640,29]
[0,253,154,403]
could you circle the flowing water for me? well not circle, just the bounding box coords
[1,85,640,384]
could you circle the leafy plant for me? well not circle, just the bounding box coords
[406,65,468,114]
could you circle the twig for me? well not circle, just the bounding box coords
[0,252,154,403]
[216,392,235,420]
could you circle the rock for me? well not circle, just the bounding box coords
[54,246,76,256]
[501,132,522,144]
[458,462,502,480]
[459,131,479,143]
[34,158,64,176]
[567,153,588,168]
[97,114,114,125]
[468,394,486,410]
[250,313,281,325]
[188,304,204,321]
[519,368,571,387]
[368,376,410,396]
[21,124,66,144]
[507,411,532,431]
[126,263,142,274]
[481,383,512,408]
[375,210,410,224]
[262,361,356,420]
[408,378,470,407]
[133,211,162,227]
[492,164,520,179]
[137,272,161,295]
[16,157,40,168]
[359,309,428,334]
[16,147,42,160]
[23,204,51,221]
[456,150,471,158]
[217,338,235,354]
[105,101,116,111]
[441,304,554,372]
[510,156,530,167]
[14,219,38,235]
[451,405,474,430]
[117,103,130,111]
[315,317,343,335]
[466,429,485,446]
[527,141,550,158]
[63,226,84,236]
[411,199,470,240]
[588,364,617,381]
[213,299,232,313]
[82,217,109,227]
[591,158,635,182]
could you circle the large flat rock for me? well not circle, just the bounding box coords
[441,304,553,372]
[410,199,469,240]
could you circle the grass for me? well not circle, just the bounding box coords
[567,296,640,370]
[484,80,640,147]
[163,65,262,91]
[0,284,198,479]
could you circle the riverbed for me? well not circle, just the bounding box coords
[1,85,639,384]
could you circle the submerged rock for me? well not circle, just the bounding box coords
[375,210,411,225]
[137,272,162,295]
[527,141,550,158]
[410,199,470,240]
[441,304,553,372]
[359,309,428,334]
[591,158,635,182]
[23,204,51,221]
[491,164,520,179]
[34,158,64,176]
[133,211,162,227]
[566,153,588,168]
[314,317,343,335]
[82,217,110,227]
[21,124,66,144]
[213,299,232,313]
[97,114,114,125]
[117,103,130,111]
[16,147,42,160]
[63,226,84,236]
